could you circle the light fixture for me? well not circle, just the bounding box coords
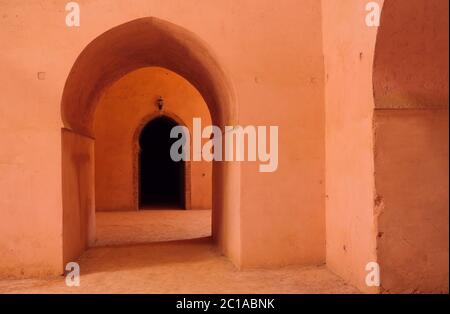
[156,96,164,111]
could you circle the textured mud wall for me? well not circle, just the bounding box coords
[374,0,449,293]
[321,0,381,293]
[0,1,64,277]
[238,0,326,269]
[62,129,96,266]
[374,110,449,293]
[373,0,449,109]
[94,67,212,212]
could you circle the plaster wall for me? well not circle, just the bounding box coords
[62,129,95,265]
[94,67,212,212]
[321,0,382,293]
[373,0,449,110]
[374,110,449,293]
[238,0,326,268]
[373,0,449,293]
[0,1,64,278]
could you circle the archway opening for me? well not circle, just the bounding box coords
[61,18,240,268]
[139,116,185,209]
[92,67,213,246]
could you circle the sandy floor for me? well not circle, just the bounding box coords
[0,210,359,294]
[95,210,212,246]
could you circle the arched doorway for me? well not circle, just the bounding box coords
[61,17,240,269]
[139,116,185,209]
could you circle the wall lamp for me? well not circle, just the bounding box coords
[156,96,164,111]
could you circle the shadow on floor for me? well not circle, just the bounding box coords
[81,237,222,275]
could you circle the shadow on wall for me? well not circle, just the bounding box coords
[373,0,449,293]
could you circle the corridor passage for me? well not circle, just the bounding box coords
[0,210,358,294]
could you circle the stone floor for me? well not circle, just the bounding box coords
[0,210,359,294]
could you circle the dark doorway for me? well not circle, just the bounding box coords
[139,116,185,209]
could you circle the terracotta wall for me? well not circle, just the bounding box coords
[374,110,449,293]
[374,0,449,110]
[321,0,382,293]
[94,67,212,212]
[238,0,326,268]
[62,129,95,265]
[0,0,327,275]
[1,0,447,289]
[0,1,64,278]
[373,0,449,293]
